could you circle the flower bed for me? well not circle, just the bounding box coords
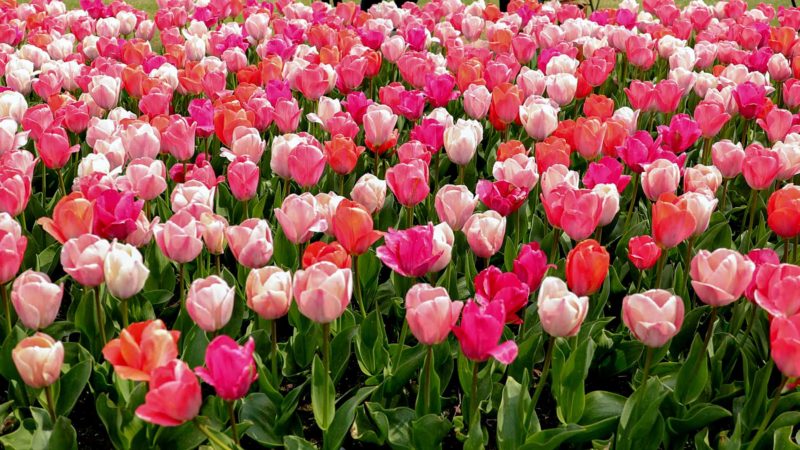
[0,0,799,448]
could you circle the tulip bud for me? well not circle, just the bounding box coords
[186,276,235,332]
[104,242,149,299]
[12,333,64,388]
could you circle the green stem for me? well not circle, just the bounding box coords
[270,319,279,383]
[423,345,433,415]
[215,254,222,275]
[527,336,555,431]
[227,400,239,446]
[623,173,639,232]
[747,189,759,246]
[719,178,729,211]
[178,264,185,307]
[457,164,465,185]
[702,137,712,166]
[641,347,654,386]
[194,419,234,450]
[550,230,559,265]
[322,323,330,375]
[469,361,480,429]
[746,377,789,450]
[2,283,11,335]
[744,303,759,336]
[57,169,67,198]
[654,251,666,289]
[94,286,107,346]
[44,384,56,424]
[702,307,718,355]
[405,205,413,228]
[785,239,790,263]
[120,298,129,328]
[685,238,694,268]
[352,255,366,318]
[41,163,46,196]
[393,320,408,372]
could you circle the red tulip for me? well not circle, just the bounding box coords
[102,320,180,382]
[566,239,610,296]
[474,266,530,324]
[136,360,202,426]
[652,193,696,248]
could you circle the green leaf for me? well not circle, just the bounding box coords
[772,425,800,450]
[354,309,389,376]
[667,403,731,435]
[497,375,531,450]
[580,391,626,425]
[364,403,416,450]
[742,362,773,431]
[551,337,596,424]
[239,393,282,447]
[330,325,357,384]
[412,414,452,450]
[616,377,669,450]
[31,416,77,450]
[283,435,318,450]
[154,420,206,450]
[55,359,91,417]
[323,386,377,450]
[675,334,709,404]
[520,418,618,450]
[0,418,34,450]
[311,355,335,431]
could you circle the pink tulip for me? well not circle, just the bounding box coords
[37,127,79,169]
[711,140,745,179]
[246,266,292,320]
[135,360,202,426]
[742,144,781,190]
[625,80,655,111]
[125,157,167,201]
[542,186,602,241]
[519,100,559,141]
[199,213,228,255]
[452,300,518,364]
[435,184,478,231]
[513,242,553,291]
[288,142,326,188]
[677,192,718,237]
[537,277,589,337]
[757,107,794,143]
[350,174,386,215]
[463,84,491,120]
[690,249,755,307]
[12,333,63,388]
[161,116,196,162]
[443,119,482,166]
[657,114,701,154]
[293,261,352,324]
[641,159,680,201]
[186,275,235,332]
[226,219,274,269]
[363,105,399,154]
[628,235,662,270]
[540,164,580,197]
[196,336,257,400]
[92,190,144,241]
[546,73,577,106]
[170,180,215,214]
[121,122,161,160]
[228,126,266,162]
[11,270,62,330]
[462,211,506,258]
[694,101,731,138]
[683,164,722,196]
[424,73,459,108]
[593,184,621,226]
[0,213,26,285]
[227,156,260,201]
[653,80,682,114]
[61,234,110,287]
[770,315,800,378]
[273,98,302,134]
[474,266,530,324]
[377,224,444,277]
[153,210,203,264]
[386,159,430,207]
[622,289,684,348]
[752,263,800,318]
[492,154,539,192]
[104,242,149,300]
[733,81,767,119]
[403,283,462,347]
[274,193,327,244]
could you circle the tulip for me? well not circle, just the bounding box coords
[683,165,722,197]
[92,190,144,241]
[331,200,383,255]
[124,158,167,201]
[0,213,27,285]
[537,277,589,337]
[228,126,266,162]
[153,210,203,264]
[199,213,228,255]
[170,180,215,213]
[513,242,553,291]
[540,164,580,198]
[732,81,767,119]
[694,101,731,138]
[88,75,120,110]
[546,73,578,106]
[742,144,781,190]
[325,135,364,175]
[12,333,63,389]
[677,192,718,237]
[102,320,180,381]
[462,211,506,259]
[758,108,794,143]
[622,290,684,348]
[227,157,260,201]
[711,140,745,179]
[443,119,482,166]
[135,360,202,427]
[435,185,478,231]
[476,180,527,217]
[574,118,607,160]
[430,222,454,273]
[121,122,161,160]
[492,154,539,192]
[386,159,429,208]
[542,186,603,241]
[519,100,559,140]
[11,271,62,330]
[752,263,800,318]
[246,267,292,320]
[293,261,352,324]
[474,266,530,324]
[288,142,326,188]
[274,193,327,244]
[768,185,800,239]
[161,116,197,162]
[302,242,351,270]
[641,159,680,201]
[0,168,30,217]
[196,336,257,400]
[273,98,302,134]
[186,276,235,332]
[770,315,800,378]
[424,73,459,108]
[690,249,755,307]
[652,193,697,249]
[377,224,444,278]
[350,174,386,215]
[363,105,399,155]
[565,239,610,297]
[452,300,518,364]
[60,234,109,288]
[628,235,662,270]
[405,284,463,345]
[37,127,79,169]
[653,80,682,114]
[104,242,149,300]
[225,219,274,269]
[489,82,523,129]
[463,84,491,120]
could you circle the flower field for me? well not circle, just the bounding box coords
[1,0,800,449]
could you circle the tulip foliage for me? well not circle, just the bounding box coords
[3,0,800,449]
